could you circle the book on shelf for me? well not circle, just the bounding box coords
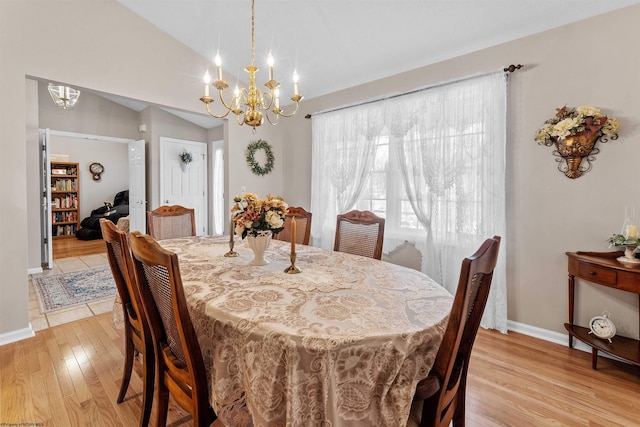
[52,194,77,209]
[52,224,77,237]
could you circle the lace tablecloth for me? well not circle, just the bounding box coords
[160,236,453,427]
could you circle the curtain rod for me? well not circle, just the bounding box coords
[305,64,524,119]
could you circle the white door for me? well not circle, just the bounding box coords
[160,137,208,235]
[128,139,146,232]
[40,129,53,269]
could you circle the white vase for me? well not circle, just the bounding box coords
[180,162,190,173]
[246,230,272,265]
[624,244,638,260]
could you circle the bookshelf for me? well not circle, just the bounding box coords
[51,161,80,238]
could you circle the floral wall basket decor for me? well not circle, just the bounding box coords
[535,105,620,179]
[179,149,193,173]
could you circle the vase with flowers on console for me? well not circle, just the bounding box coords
[608,206,640,265]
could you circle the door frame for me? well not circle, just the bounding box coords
[38,129,137,268]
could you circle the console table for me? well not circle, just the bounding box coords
[565,251,640,369]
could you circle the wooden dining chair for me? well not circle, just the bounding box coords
[146,205,196,240]
[99,219,154,427]
[273,206,312,245]
[334,210,385,260]
[129,231,217,427]
[408,236,501,427]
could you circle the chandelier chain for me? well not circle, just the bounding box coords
[251,0,255,67]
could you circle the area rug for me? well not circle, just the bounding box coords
[33,265,116,313]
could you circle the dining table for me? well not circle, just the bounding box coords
[159,235,453,427]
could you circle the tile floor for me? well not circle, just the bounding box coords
[28,253,114,331]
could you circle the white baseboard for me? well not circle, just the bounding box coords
[27,267,43,275]
[0,324,35,346]
[507,320,614,357]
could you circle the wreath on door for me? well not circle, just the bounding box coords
[246,139,275,176]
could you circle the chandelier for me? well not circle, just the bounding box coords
[48,84,81,110]
[199,0,302,130]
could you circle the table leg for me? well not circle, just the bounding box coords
[568,273,575,348]
[591,348,598,370]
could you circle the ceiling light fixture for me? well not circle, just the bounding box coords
[199,0,302,130]
[48,84,81,110]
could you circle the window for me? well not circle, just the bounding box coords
[311,72,507,332]
[354,134,425,234]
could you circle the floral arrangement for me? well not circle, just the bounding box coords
[179,149,193,164]
[608,234,640,247]
[534,105,620,146]
[232,193,288,238]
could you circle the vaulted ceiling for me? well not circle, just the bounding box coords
[118,0,638,101]
[105,0,638,128]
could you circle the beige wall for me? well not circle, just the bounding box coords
[25,81,42,275]
[37,83,140,139]
[282,6,640,338]
[1,0,639,345]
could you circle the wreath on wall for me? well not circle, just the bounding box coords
[246,139,275,176]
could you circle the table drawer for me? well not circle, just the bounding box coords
[577,262,617,287]
[617,271,640,293]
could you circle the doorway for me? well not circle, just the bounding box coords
[40,129,144,268]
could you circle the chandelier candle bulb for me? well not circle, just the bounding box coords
[293,70,299,96]
[204,71,211,97]
[290,216,296,255]
[267,52,274,81]
[234,86,241,109]
[275,88,280,109]
[215,53,223,81]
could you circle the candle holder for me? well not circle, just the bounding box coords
[224,239,239,257]
[284,253,301,274]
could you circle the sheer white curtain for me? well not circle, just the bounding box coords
[310,103,385,249]
[391,73,507,331]
[311,72,507,332]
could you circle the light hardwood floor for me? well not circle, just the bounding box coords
[52,237,107,259]
[1,313,639,426]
